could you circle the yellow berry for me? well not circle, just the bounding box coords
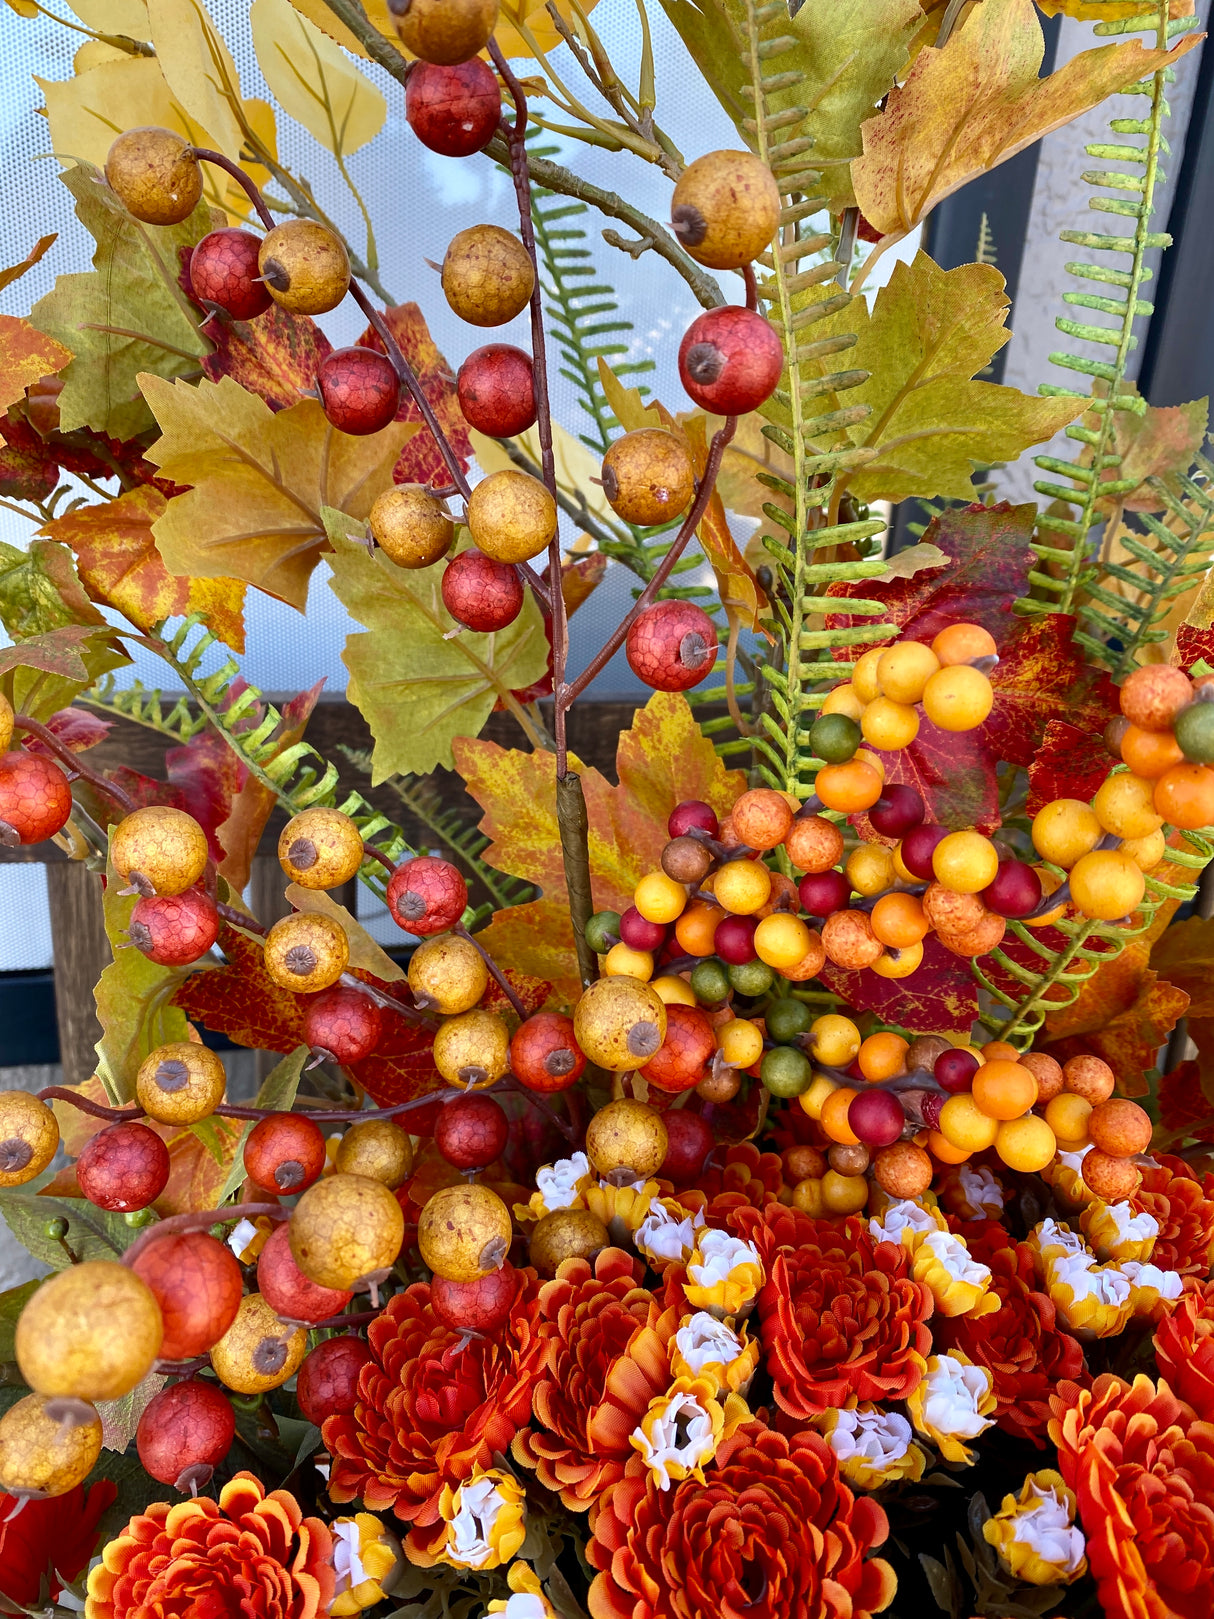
[877,641,939,704]
[821,1169,869,1214]
[713,858,772,915]
[110,805,208,898]
[0,1392,102,1499]
[861,696,919,750]
[603,942,655,980]
[1093,772,1164,839]
[289,1173,405,1290]
[263,911,349,994]
[651,974,697,1006]
[852,648,885,703]
[418,1183,512,1283]
[1032,798,1101,869]
[634,871,688,925]
[798,1073,838,1121]
[871,941,924,978]
[821,683,864,721]
[585,1098,668,1179]
[891,842,918,883]
[1045,1093,1093,1145]
[845,843,895,897]
[407,933,489,1015]
[16,1262,162,1401]
[994,1114,1057,1173]
[1068,849,1146,921]
[809,1012,861,1067]
[278,807,364,890]
[754,911,813,970]
[921,665,994,731]
[209,1294,306,1395]
[791,1176,825,1216]
[574,976,667,1070]
[1119,828,1167,871]
[938,1092,1000,1152]
[717,1017,764,1068]
[136,1041,225,1126]
[931,830,999,894]
[669,150,781,270]
[432,1008,511,1088]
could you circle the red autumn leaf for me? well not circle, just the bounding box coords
[483,968,552,1019]
[819,931,979,1034]
[165,729,247,863]
[0,313,71,432]
[356,303,471,486]
[1157,1059,1214,1144]
[824,501,1038,660]
[979,613,1119,768]
[0,625,111,684]
[26,706,112,753]
[1176,623,1214,674]
[199,301,334,410]
[1026,718,1114,816]
[0,423,58,501]
[867,714,999,832]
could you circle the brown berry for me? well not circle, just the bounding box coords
[334,1118,414,1188]
[784,814,845,874]
[661,836,713,886]
[0,1392,102,1499]
[105,127,201,225]
[390,0,499,64]
[671,150,781,270]
[782,1145,827,1182]
[209,1293,307,1395]
[418,1182,512,1282]
[696,1064,741,1102]
[369,484,454,569]
[432,1007,511,1089]
[573,976,667,1071]
[136,1041,226,1126]
[1088,1098,1152,1158]
[600,429,694,526]
[289,1173,405,1291]
[828,1141,871,1176]
[529,1208,609,1277]
[585,1098,668,1181]
[906,1035,952,1072]
[1063,1054,1116,1105]
[466,468,557,564]
[258,220,350,316]
[0,1091,59,1187]
[16,1261,163,1402]
[1081,1148,1141,1201]
[110,805,208,898]
[1119,664,1193,731]
[442,224,535,327]
[820,909,883,969]
[263,911,349,993]
[407,932,489,1014]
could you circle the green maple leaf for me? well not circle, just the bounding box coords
[29,161,214,440]
[325,510,550,780]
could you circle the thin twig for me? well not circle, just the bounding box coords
[12,716,137,816]
[454,921,527,1018]
[186,148,275,229]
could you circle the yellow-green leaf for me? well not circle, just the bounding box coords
[95,859,192,1103]
[284,883,406,981]
[251,0,386,159]
[287,0,398,55]
[140,373,413,610]
[145,0,244,159]
[326,511,550,780]
[853,0,1199,257]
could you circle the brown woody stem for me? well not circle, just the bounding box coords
[187,149,275,230]
[454,922,527,1018]
[12,716,137,816]
[121,1203,288,1267]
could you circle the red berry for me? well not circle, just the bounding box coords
[386,854,468,935]
[0,751,73,845]
[668,800,718,840]
[406,58,502,157]
[619,905,667,951]
[317,346,400,435]
[130,1232,243,1360]
[847,1088,906,1148]
[188,228,272,320]
[128,888,219,966]
[431,1264,517,1333]
[626,600,718,692]
[257,1219,353,1324]
[798,869,849,916]
[434,1092,509,1169]
[714,914,757,965]
[983,858,1043,919]
[509,1012,585,1092]
[678,306,783,413]
[137,1378,235,1491]
[934,1048,980,1093]
[868,785,925,840]
[641,1003,715,1092]
[296,1334,372,1426]
[921,1092,945,1130]
[76,1121,170,1213]
[659,1108,714,1184]
[303,986,383,1064]
[441,547,524,632]
[243,1111,327,1195]
[456,344,536,436]
[900,822,949,880]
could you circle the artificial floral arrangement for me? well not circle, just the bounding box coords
[0,0,1213,1614]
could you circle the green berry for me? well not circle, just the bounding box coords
[690,957,731,1004]
[123,1207,158,1228]
[43,1216,69,1241]
[765,996,812,1043]
[585,910,622,953]
[727,958,774,998]
[1174,699,1214,764]
[760,1045,812,1098]
[809,712,861,764]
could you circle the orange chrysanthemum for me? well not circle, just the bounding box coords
[1154,1278,1214,1423]
[938,1234,1087,1445]
[323,1276,544,1550]
[587,1421,896,1619]
[1131,1160,1214,1276]
[1050,1374,1214,1619]
[85,1473,333,1619]
[675,1141,785,1228]
[731,1207,932,1419]
[511,1247,674,1511]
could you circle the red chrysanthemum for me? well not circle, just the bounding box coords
[587,1421,897,1619]
[324,1273,544,1547]
[0,1480,116,1609]
[732,1208,932,1418]
[85,1473,333,1619]
[1132,1160,1214,1276]
[938,1237,1087,1445]
[511,1247,674,1511]
[1154,1277,1214,1423]
[1050,1374,1214,1619]
[675,1141,785,1228]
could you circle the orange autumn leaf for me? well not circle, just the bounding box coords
[454,692,746,1002]
[40,486,246,651]
[682,413,768,635]
[0,314,71,443]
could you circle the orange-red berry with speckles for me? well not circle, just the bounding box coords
[256,1220,353,1326]
[136,1378,236,1491]
[441,546,524,632]
[406,57,501,157]
[76,1121,170,1213]
[431,1263,517,1333]
[296,1334,372,1426]
[457,344,536,437]
[434,1091,509,1169]
[243,1111,327,1195]
[317,346,400,435]
[0,751,73,845]
[626,599,718,691]
[128,888,219,966]
[509,1011,586,1092]
[130,1232,243,1361]
[302,985,383,1064]
[386,854,467,935]
[188,228,272,320]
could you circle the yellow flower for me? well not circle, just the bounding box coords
[938,1163,1006,1222]
[635,1197,703,1268]
[817,1403,928,1490]
[435,1468,526,1570]
[983,1469,1087,1587]
[1025,1217,1091,1279]
[629,1376,749,1489]
[487,1562,558,1618]
[1041,1146,1098,1211]
[912,1230,1000,1318]
[1080,1198,1158,1264]
[669,1309,761,1396]
[683,1228,764,1318]
[906,1352,996,1465]
[515,1152,591,1224]
[1045,1254,1133,1340]
[867,1195,948,1254]
[1119,1259,1185,1318]
[330,1514,403,1616]
[584,1176,659,1246]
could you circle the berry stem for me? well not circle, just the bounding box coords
[38,1086,140,1122]
[121,1203,288,1268]
[361,841,397,875]
[453,922,527,1019]
[11,715,137,816]
[501,1075,576,1143]
[185,148,275,230]
[216,901,268,936]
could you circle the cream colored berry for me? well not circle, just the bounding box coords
[466,469,557,564]
[0,1090,59,1187]
[16,1261,163,1402]
[209,1293,307,1395]
[442,225,535,327]
[369,484,454,569]
[110,806,208,897]
[289,1172,405,1291]
[0,1392,103,1498]
[670,150,780,270]
[258,220,350,315]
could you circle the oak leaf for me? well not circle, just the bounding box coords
[821,933,978,1035]
[0,316,71,439]
[141,374,412,609]
[251,0,386,158]
[356,304,471,487]
[1096,392,1208,513]
[979,613,1120,769]
[326,516,549,780]
[853,0,1198,259]
[454,692,746,1001]
[1149,917,1214,1019]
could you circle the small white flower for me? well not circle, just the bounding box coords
[1057,1144,1093,1173]
[631,1390,717,1490]
[1037,1219,1089,1260]
[919,1355,993,1440]
[1119,1260,1183,1300]
[446,1475,515,1569]
[688,1230,761,1289]
[1009,1481,1087,1576]
[226,1218,259,1261]
[674,1311,745,1374]
[869,1199,940,1246]
[1051,1255,1130,1308]
[534,1152,590,1214]
[500,1597,548,1619]
[958,1164,1005,1214]
[826,1406,915,1471]
[332,1520,368,1589]
[1103,1201,1158,1246]
[636,1201,704,1265]
[920,1230,992,1289]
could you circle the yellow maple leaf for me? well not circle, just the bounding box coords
[139,373,413,611]
[0,314,71,444]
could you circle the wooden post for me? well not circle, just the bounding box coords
[46,861,109,1087]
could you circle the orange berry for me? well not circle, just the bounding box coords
[982,1040,1021,1063]
[1154,762,1214,829]
[870,891,929,948]
[759,871,801,918]
[852,648,885,703]
[873,1140,933,1198]
[1120,724,1185,780]
[815,759,883,814]
[927,1129,972,1165]
[1119,664,1193,731]
[971,1059,1038,1121]
[922,884,987,935]
[820,1085,860,1146]
[730,788,794,851]
[784,814,844,873]
[1082,1148,1141,1201]
[931,622,997,666]
[877,641,939,703]
[1088,1098,1152,1158]
[1063,1055,1115,1105]
[779,933,827,982]
[820,909,883,970]
[1021,1051,1064,1104]
[675,901,725,957]
[935,912,1006,959]
[820,683,864,721]
[857,1031,909,1082]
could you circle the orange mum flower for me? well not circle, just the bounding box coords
[733,1207,932,1419]
[1131,1160,1214,1277]
[85,1473,333,1619]
[587,1422,896,1619]
[323,1276,544,1549]
[1154,1278,1214,1423]
[511,1247,674,1511]
[675,1141,785,1228]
